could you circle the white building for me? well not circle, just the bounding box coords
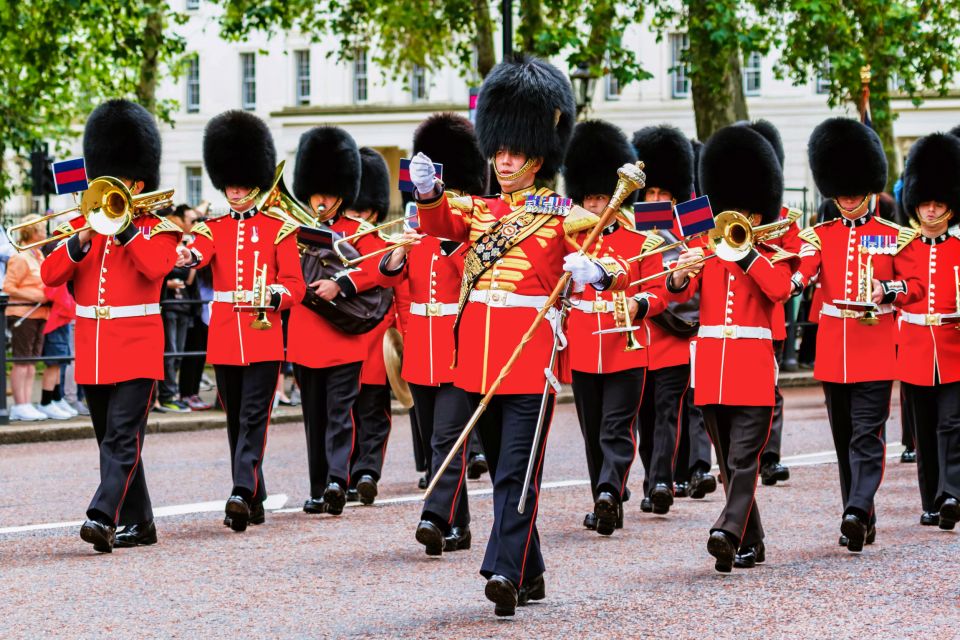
[24,0,960,217]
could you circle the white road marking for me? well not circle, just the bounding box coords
[0,445,906,537]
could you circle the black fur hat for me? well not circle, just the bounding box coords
[413,113,487,195]
[203,110,276,192]
[699,124,784,224]
[949,125,960,139]
[735,119,784,167]
[293,126,361,208]
[808,117,887,198]
[563,120,638,207]
[83,99,161,192]
[631,125,694,203]
[475,55,576,180]
[351,147,391,220]
[902,133,960,225]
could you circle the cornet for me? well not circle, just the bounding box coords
[233,250,273,330]
[10,177,174,251]
[593,290,644,351]
[832,245,881,325]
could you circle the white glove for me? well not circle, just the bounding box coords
[410,152,438,195]
[563,253,602,285]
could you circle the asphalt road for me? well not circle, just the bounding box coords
[1,385,957,638]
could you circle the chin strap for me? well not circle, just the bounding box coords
[494,157,537,182]
[834,194,872,220]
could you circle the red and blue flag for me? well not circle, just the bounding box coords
[398,158,442,193]
[53,158,88,195]
[675,195,715,236]
[633,200,674,231]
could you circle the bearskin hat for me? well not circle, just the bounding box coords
[630,125,694,203]
[203,110,276,193]
[351,147,391,220]
[949,125,960,139]
[293,126,361,209]
[413,113,487,195]
[699,125,784,224]
[83,99,161,193]
[735,119,784,167]
[902,133,960,225]
[475,55,576,180]
[808,117,887,198]
[563,120,638,207]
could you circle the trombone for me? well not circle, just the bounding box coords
[10,177,174,251]
[332,214,419,267]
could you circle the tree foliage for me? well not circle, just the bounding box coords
[0,0,186,203]
[756,0,960,189]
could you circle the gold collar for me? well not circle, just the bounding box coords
[500,186,539,207]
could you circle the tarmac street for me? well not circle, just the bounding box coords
[1,385,957,638]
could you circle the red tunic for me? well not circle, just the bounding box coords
[41,215,181,384]
[894,232,960,386]
[767,214,802,341]
[417,186,629,395]
[566,224,666,374]
[670,246,798,406]
[188,210,305,366]
[794,212,923,384]
[286,216,396,369]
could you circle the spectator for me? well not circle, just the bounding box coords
[40,282,79,418]
[156,205,195,413]
[0,223,16,282]
[177,203,213,411]
[3,215,54,421]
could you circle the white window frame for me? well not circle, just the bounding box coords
[294,50,311,105]
[353,49,368,104]
[185,54,200,113]
[815,60,832,95]
[410,64,428,103]
[670,33,690,99]
[186,0,200,11]
[185,166,203,206]
[240,52,256,110]
[743,51,762,96]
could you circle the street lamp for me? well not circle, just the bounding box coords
[569,63,598,119]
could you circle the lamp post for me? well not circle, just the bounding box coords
[570,63,598,119]
[502,0,513,59]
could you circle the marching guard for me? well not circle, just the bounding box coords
[894,132,960,530]
[562,120,664,535]
[409,56,632,616]
[667,124,798,572]
[381,113,486,555]
[42,99,181,552]
[791,118,921,551]
[179,110,305,532]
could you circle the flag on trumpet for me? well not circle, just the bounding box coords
[398,158,443,193]
[675,195,715,236]
[52,158,88,195]
[632,200,674,231]
[297,225,340,250]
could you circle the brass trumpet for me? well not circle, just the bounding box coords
[10,177,174,251]
[333,214,418,267]
[593,290,644,351]
[234,250,273,330]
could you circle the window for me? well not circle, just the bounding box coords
[605,73,621,100]
[743,51,762,96]
[186,0,199,10]
[185,54,200,113]
[353,49,368,103]
[670,33,690,98]
[294,50,311,105]
[241,52,256,110]
[186,166,203,206]
[816,60,832,94]
[411,64,428,103]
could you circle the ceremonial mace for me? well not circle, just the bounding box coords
[423,161,646,506]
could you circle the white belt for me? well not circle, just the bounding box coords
[468,290,550,309]
[698,325,772,340]
[410,302,458,317]
[571,299,614,314]
[213,290,254,303]
[821,302,894,319]
[901,311,950,326]
[76,303,161,320]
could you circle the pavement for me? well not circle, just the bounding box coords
[2,384,958,638]
[0,369,819,445]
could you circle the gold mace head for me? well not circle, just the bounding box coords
[610,161,646,211]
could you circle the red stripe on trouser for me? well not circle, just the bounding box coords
[739,407,774,543]
[448,441,469,524]
[519,410,554,588]
[115,382,156,523]
[620,369,647,497]
[251,364,281,498]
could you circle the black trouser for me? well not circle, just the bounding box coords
[572,368,645,501]
[901,380,960,512]
[411,382,472,530]
[701,404,773,547]
[411,407,427,473]
[470,392,554,588]
[159,314,190,402]
[900,391,916,450]
[822,381,892,521]
[214,361,280,504]
[83,379,157,526]
[294,361,362,495]
[762,340,786,464]
[178,320,208,397]
[351,383,393,482]
[638,365,690,495]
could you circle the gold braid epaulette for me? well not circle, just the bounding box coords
[641,233,664,254]
[797,227,821,250]
[191,221,213,240]
[150,215,183,237]
[275,220,299,244]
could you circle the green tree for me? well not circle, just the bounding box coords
[0,1,186,204]
[757,0,960,190]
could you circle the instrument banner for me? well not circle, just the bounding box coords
[675,195,715,236]
[53,158,88,195]
[633,200,674,231]
[398,158,442,193]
